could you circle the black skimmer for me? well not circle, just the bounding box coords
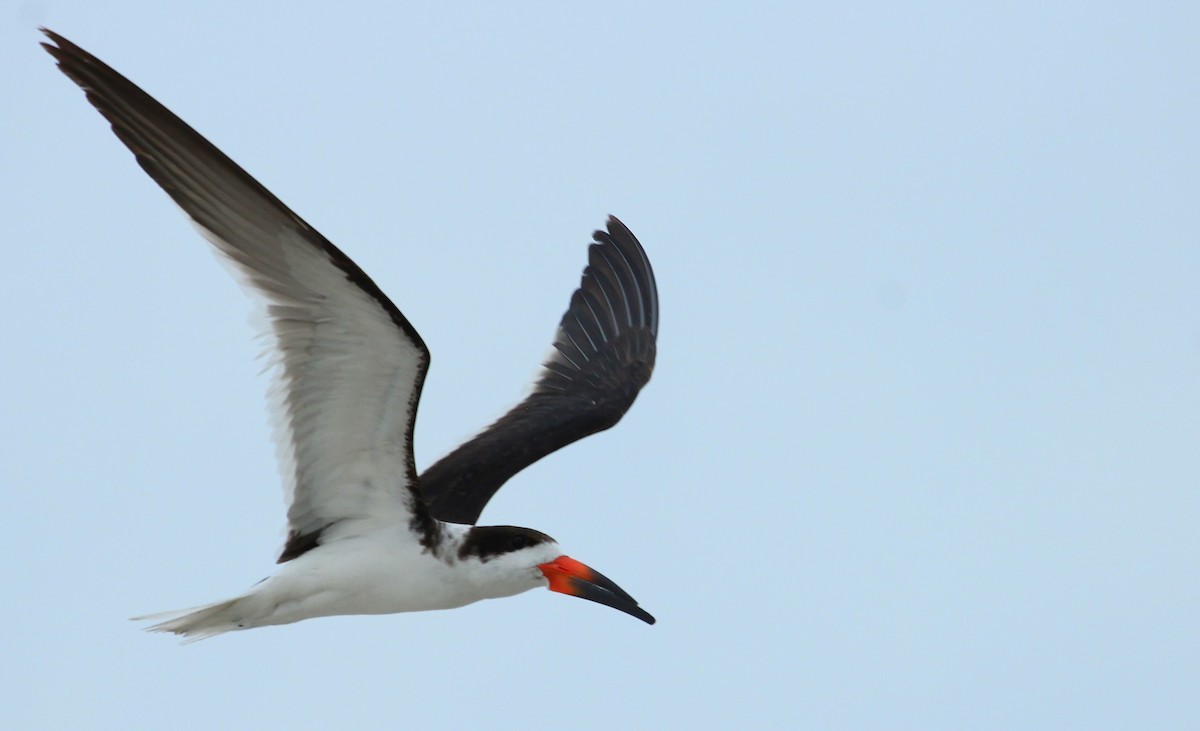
[42,29,659,640]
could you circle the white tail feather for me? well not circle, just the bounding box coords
[131,597,246,643]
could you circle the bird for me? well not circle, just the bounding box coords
[42,29,659,640]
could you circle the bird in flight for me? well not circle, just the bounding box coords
[42,29,659,640]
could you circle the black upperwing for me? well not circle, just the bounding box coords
[419,217,659,525]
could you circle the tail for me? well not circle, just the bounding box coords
[131,597,246,643]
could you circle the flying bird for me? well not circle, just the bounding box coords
[42,29,659,640]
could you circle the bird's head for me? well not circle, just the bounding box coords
[457,525,655,624]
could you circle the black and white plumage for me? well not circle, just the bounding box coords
[42,29,658,639]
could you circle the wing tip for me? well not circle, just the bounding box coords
[39,27,79,63]
[591,215,659,336]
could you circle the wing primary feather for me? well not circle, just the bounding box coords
[419,217,659,525]
[42,29,441,560]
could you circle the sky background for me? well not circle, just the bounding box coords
[2,2,1198,729]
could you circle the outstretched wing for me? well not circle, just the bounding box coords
[420,217,659,524]
[42,30,440,561]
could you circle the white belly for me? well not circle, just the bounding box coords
[232,528,482,629]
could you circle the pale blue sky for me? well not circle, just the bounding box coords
[3,2,1197,729]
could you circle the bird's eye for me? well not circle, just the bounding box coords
[511,535,529,550]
